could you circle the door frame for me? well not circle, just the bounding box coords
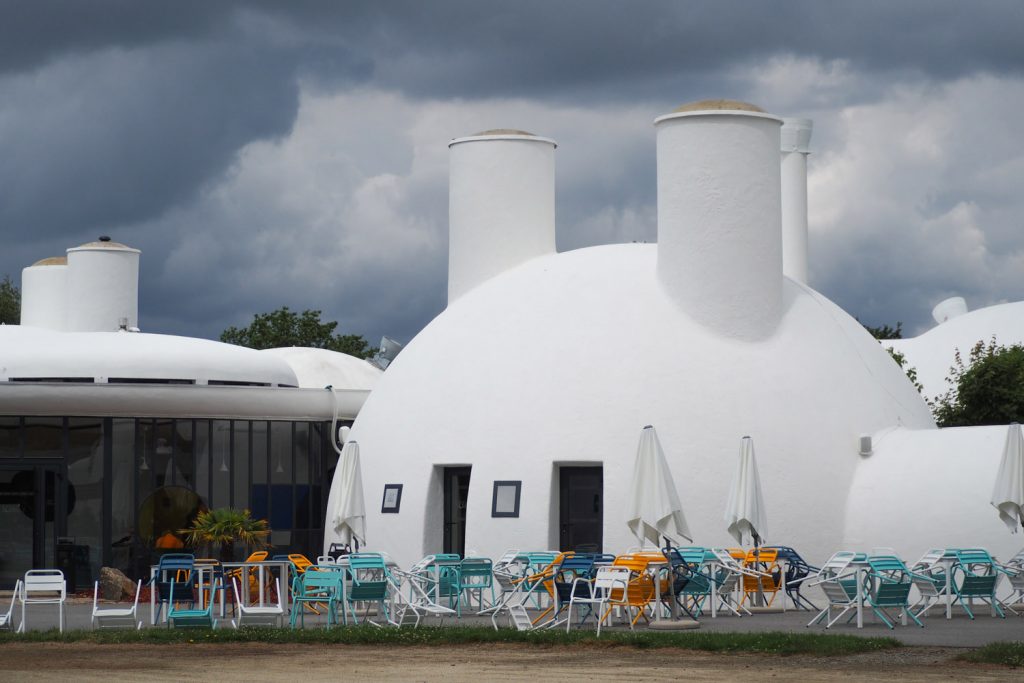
[442,466,471,556]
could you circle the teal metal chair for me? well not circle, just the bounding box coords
[167,579,218,628]
[952,549,1011,619]
[864,556,924,629]
[290,569,342,629]
[344,553,392,625]
[454,557,495,616]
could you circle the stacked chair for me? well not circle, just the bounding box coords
[951,548,1011,619]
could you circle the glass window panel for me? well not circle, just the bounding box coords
[211,420,231,509]
[173,420,195,490]
[23,417,63,458]
[232,421,250,511]
[135,419,155,533]
[152,420,175,488]
[0,417,19,458]
[110,418,136,577]
[66,418,103,586]
[268,422,293,533]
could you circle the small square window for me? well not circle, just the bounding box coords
[491,480,521,518]
[381,484,403,513]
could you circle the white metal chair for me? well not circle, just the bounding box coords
[19,569,67,633]
[997,547,1024,615]
[231,577,284,628]
[909,548,952,618]
[388,568,457,628]
[92,579,143,629]
[565,566,630,636]
[1,580,21,630]
[806,552,864,629]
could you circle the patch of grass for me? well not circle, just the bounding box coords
[957,642,1024,668]
[0,626,900,656]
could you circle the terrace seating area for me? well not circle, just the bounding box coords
[7,544,1024,637]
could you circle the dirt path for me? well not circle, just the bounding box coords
[0,643,1016,681]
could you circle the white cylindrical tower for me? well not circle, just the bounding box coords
[65,237,141,332]
[781,118,813,284]
[447,129,556,303]
[20,257,68,330]
[655,100,784,340]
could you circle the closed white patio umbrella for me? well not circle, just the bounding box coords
[991,423,1024,532]
[725,436,768,546]
[329,439,366,548]
[626,425,691,547]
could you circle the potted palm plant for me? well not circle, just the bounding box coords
[180,507,271,561]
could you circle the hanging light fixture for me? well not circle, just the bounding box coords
[219,442,229,473]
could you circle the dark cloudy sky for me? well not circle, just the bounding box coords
[3,0,1023,343]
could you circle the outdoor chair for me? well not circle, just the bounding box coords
[91,579,143,629]
[454,557,495,616]
[231,576,284,628]
[741,547,783,607]
[226,550,271,604]
[543,555,596,628]
[344,553,392,625]
[707,548,756,617]
[0,580,21,631]
[1000,548,1024,615]
[388,567,457,628]
[767,546,820,611]
[806,551,867,629]
[151,553,196,623]
[951,548,1011,619]
[488,552,570,631]
[195,559,230,617]
[18,569,67,633]
[606,553,659,629]
[908,548,952,618]
[167,578,218,628]
[864,555,925,629]
[566,566,631,635]
[290,569,343,628]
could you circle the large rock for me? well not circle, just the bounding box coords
[99,566,136,601]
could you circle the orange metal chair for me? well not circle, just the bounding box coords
[604,553,660,628]
[741,547,783,606]
[521,552,573,625]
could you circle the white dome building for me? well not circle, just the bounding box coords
[329,101,1024,569]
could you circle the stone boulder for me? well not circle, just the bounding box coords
[99,566,137,601]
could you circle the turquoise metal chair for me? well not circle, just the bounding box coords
[290,569,342,629]
[167,578,218,628]
[344,553,392,625]
[151,553,195,623]
[864,556,924,629]
[454,557,495,616]
[952,549,1011,619]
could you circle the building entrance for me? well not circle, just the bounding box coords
[442,466,471,556]
[0,464,67,589]
[559,466,603,552]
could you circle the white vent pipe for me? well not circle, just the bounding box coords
[781,118,813,284]
[447,130,556,303]
[655,101,783,340]
[65,238,141,332]
[20,257,68,330]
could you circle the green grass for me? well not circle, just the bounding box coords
[957,642,1024,668]
[0,626,900,656]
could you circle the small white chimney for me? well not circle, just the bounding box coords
[20,257,68,330]
[65,236,141,332]
[780,118,813,284]
[447,130,556,304]
[655,100,783,340]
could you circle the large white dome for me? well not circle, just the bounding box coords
[339,243,933,567]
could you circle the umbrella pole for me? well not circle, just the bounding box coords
[664,535,679,621]
[753,532,766,607]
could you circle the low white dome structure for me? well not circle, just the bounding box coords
[260,347,382,391]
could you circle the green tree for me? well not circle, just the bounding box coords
[0,274,20,325]
[862,320,903,340]
[220,307,372,358]
[933,338,1024,427]
[179,507,270,561]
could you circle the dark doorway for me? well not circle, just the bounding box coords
[0,464,67,588]
[442,467,471,556]
[559,466,603,552]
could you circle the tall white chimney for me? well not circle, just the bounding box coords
[65,237,141,332]
[780,118,813,284]
[20,256,68,330]
[447,130,556,303]
[655,100,783,340]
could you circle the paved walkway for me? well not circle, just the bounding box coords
[10,597,1024,647]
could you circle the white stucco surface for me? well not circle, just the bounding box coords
[845,425,1021,562]
[330,244,936,569]
[888,301,1024,400]
[260,346,382,391]
[20,263,68,331]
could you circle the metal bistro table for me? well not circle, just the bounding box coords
[149,559,292,625]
